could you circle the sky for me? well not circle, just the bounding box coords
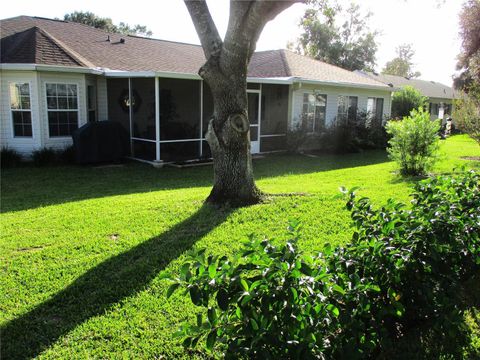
[1,0,464,86]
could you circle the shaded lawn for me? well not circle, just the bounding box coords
[0,135,478,359]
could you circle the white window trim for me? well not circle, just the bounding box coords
[8,81,34,140]
[44,81,80,139]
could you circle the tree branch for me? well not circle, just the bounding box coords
[184,0,223,59]
[224,0,303,63]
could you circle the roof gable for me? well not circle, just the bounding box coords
[1,26,82,66]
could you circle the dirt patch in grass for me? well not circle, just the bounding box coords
[461,156,480,161]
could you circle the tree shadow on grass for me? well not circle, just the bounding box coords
[0,204,233,360]
[1,150,390,213]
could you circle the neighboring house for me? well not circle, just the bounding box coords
[1,16,393,163]
[356,71,456,121]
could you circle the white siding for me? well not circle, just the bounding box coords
[291,83,393,128]
[38,72,87,151]
[97,76,108,121]
[0,70,42,156]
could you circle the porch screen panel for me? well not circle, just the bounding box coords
[159,78,200,141]
[106,78,130,136]
[131,78,156,140]
[160,141,201,162]
[260,84,289,152]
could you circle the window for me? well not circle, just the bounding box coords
[337,95,358,124]
[429,103,439,117]
[87,85,96,122]
[46,83,78,137]
[302,92,327,132]
[10,83,32,137]
[367,97,384,124]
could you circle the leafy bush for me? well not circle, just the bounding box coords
[57,145,76,164]
[286,116,312,153]
[32,148,57,167]
[165,170,480,358]
[323,112,388,153]
[386,108,440,176]
[1,148,23,168]
[391,86,428,119]
[453,87,480,145]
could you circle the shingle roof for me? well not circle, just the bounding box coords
[356,71,455,99]
[1,26,83,66]
[1,16,390,89]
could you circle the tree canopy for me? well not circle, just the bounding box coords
[63,11,152,37]
[382,43,421,79]
[391,85,428,119]
[454,0,480,91]
[292,0,379,71]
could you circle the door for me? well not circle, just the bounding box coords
[247,91,261,154]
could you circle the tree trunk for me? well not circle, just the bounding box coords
[202,62,263,206]
[184,0,301,206]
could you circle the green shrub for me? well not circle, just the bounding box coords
[57,145,76,164]
[1,148,23,168]
[453,87,480,145]
[32,148,57,167]
[391,86,428,119]
[286,116,312,153]
[165,170,480,358]
[386,108,440,176]
[323,112,388,153]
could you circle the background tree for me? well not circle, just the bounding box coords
[293,0,379,71]
[63,11,152,37]
[382,43,421,78]
[184,0,300,206]
[391,85,428,119]
[454,86,480,145]
[454,0,480,91]
[453,0,480,146]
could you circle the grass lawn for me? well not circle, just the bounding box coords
[1,135,479,359]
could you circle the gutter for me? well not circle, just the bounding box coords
[293,77,396,92]
[0,63,103,75]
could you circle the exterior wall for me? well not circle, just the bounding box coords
[38,71,87,151]
[428,97,454,123]
[291,83,393,128]
[0,70,42,156]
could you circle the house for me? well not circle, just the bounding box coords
[356,71,456,121]
[1,16,394,163]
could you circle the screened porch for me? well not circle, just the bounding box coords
[106,76,289,163]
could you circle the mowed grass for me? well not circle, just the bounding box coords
[1,135,478,359]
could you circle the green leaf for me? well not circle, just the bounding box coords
[216,288,229,311]
[240,278,249,292]
[158,271,171,280]
[333,284,346,295]
[166,283,180,298]
[327,304,340,317]
[207,307,217,325]
[196,313,202,327]
[208,263,217,279]
[189,285,202,306]
[206,330,217,351]
[250,318,259,330]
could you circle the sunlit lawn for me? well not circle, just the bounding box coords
[1,135,478,359]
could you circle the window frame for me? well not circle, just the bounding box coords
[45,82,80,138]
[301,91,327,133]
[9,81,33,139]
[367,97,384,124]
[87,85,97,122]
[337,95,358,125]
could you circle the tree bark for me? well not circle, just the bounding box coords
[185,0,302,206]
